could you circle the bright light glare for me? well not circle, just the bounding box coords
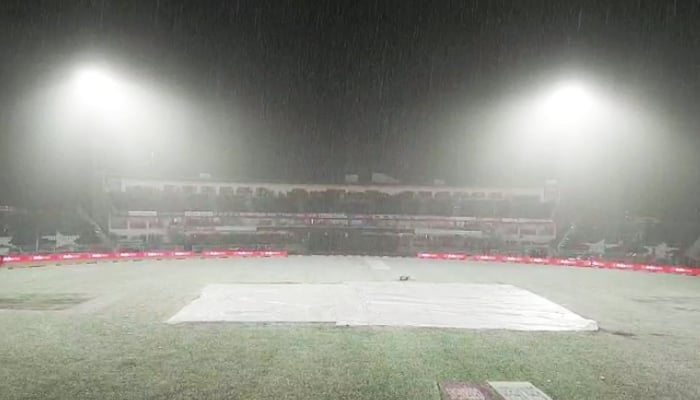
[70,67,127,112]
[525,80,606,150]
[490,76,652,174]
[538,82,596,123]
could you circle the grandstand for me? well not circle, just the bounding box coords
[101,176,558,255]
[4,174,698,264]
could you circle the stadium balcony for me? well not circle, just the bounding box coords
[101,181,559,255]
[108,187,554,219]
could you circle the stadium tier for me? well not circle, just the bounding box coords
[3,176,692,262]
[102,177,557,255]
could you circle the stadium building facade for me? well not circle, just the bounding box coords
[101,176,558,255]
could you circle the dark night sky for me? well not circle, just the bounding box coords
[2,1,700,211]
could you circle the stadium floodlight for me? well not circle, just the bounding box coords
[525,80,608,146]
[60,64,140,170]
[69,66,128,115]
[538,81,595,121]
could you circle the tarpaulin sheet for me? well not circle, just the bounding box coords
[168,282,598,331]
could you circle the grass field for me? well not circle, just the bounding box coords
[1,256,699,399]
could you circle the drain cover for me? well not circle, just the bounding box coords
[438,382,501,400]
[438,381,553,400]
[488,381,553,400]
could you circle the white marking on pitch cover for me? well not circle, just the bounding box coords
[167,283,598,331]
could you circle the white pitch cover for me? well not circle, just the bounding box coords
[168,284,345,323]
[168,282,598,331]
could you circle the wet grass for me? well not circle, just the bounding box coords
[0,258,699,399]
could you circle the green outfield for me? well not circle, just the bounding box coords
[1,257,699,399]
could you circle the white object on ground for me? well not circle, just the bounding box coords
[168,282,598,331]
[168,284,344,323]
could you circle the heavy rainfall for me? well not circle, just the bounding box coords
[1,2,700,400]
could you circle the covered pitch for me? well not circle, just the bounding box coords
[168,282,598,331]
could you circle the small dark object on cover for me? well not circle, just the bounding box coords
[399,275,410,281]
